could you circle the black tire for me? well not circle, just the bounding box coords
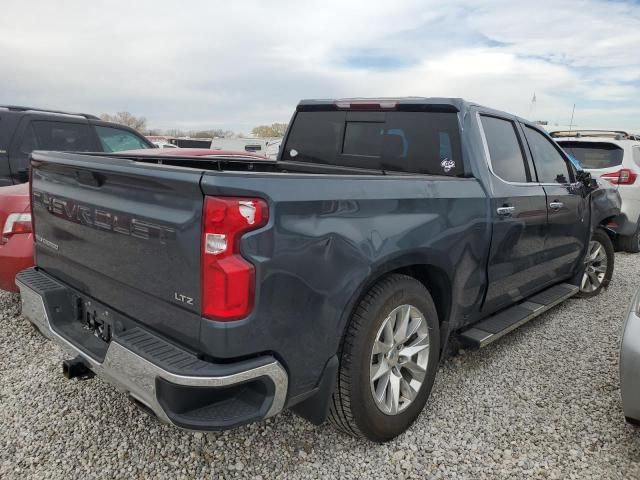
[576,228,614,298]
[618,223,640,253]
[328,274,440,442]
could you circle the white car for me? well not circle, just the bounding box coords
[152,141,178,149]
[552,130,640,252]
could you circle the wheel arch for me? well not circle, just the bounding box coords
[293,256,455,427]
[337,254,454,357]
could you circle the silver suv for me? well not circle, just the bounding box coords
[552,130,640,253]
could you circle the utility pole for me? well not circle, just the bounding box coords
[569,104,576,131]
[529,92,537,118]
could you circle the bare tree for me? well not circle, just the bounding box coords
[251,123,288,138]
[100,112,147,132]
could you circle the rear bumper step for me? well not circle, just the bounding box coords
[16,268,288,431]
[460,283,579,348]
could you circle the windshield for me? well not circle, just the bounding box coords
[282,110,463,176]
[95,126,152,152]
[558,141,624,170]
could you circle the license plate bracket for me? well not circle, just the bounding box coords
[74,296,115,344]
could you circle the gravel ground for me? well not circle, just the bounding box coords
[1,254,640,479]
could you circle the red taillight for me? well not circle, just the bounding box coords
[601,168,637,185]
[1,211,32,244]
[201,196,268,321]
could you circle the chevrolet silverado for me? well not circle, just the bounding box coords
[17,98,617,441]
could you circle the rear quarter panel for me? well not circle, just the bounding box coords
[200,172,490,399]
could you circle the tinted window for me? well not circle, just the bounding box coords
[283,111,462,175]
[283,111,345,165]
[0,115,21,151]
[343,122,384,156]
[19,124,40,153]
[480,116,528,182]
[95,126,150,152]
[524,127,570,184]
[31,121,94,152]
[558,141,623,169]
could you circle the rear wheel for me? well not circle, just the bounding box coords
[577,229,614,298]
[618,223,640,253]
[328,274,440,442]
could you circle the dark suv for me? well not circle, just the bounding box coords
[0,105,154,186]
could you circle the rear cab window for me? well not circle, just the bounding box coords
[282,110,463,176]
[558,141,624,170]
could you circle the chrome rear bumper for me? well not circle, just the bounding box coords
[17,271,288,431]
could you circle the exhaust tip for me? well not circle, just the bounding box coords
[62,356,94,380]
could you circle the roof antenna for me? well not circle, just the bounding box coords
[528,92,536,118]
[569,104,576,131]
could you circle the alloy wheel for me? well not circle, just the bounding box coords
[369,304,430,415]
[581,240,608,293]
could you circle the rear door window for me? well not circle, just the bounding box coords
[0,115,21,153]
[523,127,571,184]
[558,141,624,170]
[283,110,463,176]
[19,124,40,153]
[95,126,150,152]
[30,121,94,152]
[480,115,529,183]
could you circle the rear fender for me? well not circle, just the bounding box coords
[335,251,455,357]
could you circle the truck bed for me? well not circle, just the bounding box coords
[29,150,490,401]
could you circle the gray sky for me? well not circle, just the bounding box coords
[1,0,639,132]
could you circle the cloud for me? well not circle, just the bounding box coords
[0,0,638,131]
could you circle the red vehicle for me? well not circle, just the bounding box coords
[0,149,268,292]
[0,183,31,292]
[120,148,269,160]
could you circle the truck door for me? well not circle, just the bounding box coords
[521,125,589,279]
[479,114,550,314]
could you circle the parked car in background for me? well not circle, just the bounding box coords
[0,149,267,292]
[152,141,177,149]
[0,183,30,292]
[621,287,640,426]
[210,137,275,154]
[18,98,617,441]
[552,130,640,252]
[0,105,154,186]
[119,147,268,160]
[265,139,282,159]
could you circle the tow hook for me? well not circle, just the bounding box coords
[62,356,95,380]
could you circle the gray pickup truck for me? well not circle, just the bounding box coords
[18,98,618,442]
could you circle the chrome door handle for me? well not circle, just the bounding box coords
[496,206,515,217]
[549,201,564,210]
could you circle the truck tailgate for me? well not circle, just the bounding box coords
[30,152,204,346]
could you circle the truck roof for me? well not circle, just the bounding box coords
[296,97,534,127]
[298,97,465,111]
